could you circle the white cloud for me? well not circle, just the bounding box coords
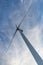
[2,25,43,65]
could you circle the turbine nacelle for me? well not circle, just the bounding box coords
[16,24,23,32]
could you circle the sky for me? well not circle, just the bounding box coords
[0,0,43,65]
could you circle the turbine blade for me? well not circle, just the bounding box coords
[18,21,22,28]
[11,29,17,41]
[18,4,32,28]
[6,29,17,53]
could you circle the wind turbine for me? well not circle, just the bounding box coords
[6,19,43,65]
[6,3,32,53]
[5,4,43,65]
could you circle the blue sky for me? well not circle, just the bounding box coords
[0,0,43,65]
